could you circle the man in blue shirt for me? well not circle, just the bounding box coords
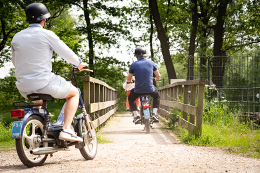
[126,47,161,123]
[11,3,87,142]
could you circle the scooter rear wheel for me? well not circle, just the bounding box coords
[16,115,48,167]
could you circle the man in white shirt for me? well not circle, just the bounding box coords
[11,3,87,142]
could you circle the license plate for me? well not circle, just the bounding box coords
[12,121,23,139]
[144,109,150,119]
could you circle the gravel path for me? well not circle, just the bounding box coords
[0,112,260,173]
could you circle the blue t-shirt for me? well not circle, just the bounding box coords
[129,58,158,93]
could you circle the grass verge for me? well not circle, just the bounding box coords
[164,101,260,159]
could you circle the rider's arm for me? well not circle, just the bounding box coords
[47,30,82,68]
[126,73,133,83]
[154,70,161,81]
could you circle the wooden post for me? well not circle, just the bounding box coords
[173,86,177,101]
[190,85,196,124]
[95,84,100,118]
[183,85,189,120]
[177,85,182,101]
[100,86,104,118]
[196,84,205,135]
[90,82,95,120]
[83,81,90,114]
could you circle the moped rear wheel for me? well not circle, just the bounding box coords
[79,117,97,160]
[16,115,48,167]
[144,119,150,134]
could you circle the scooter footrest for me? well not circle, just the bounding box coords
[75,141,85,149]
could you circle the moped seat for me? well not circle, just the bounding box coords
[27,93,54,101]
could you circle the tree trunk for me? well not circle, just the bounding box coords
[83,0,94,77]
[149,12,155,62]
[187,0,198,80]
[198,0,210,78]
[212,0,229,88]
[149,10,156,87]
[149,0,177,80]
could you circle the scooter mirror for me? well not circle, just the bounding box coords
[122,71,128,77]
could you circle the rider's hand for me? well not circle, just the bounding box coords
[78,63,89,71]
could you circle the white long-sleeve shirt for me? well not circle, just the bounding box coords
[11,24,82,92]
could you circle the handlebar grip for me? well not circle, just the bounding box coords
[74,66,93,72]
[83,66,93,72]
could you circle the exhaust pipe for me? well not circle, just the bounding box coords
[30,147,69,155]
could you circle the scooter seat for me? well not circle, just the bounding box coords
[27,93,54,101]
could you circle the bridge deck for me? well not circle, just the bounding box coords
[101,112,179,145]
[1,112,260,172]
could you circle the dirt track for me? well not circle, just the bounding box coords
[1,112,260,173]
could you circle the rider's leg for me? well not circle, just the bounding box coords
[59,85,83,142]
[150,89,160,113]
[150,89,160,122]
[136,98,140,110]
[128,89,140,119]
[63,85,79,130]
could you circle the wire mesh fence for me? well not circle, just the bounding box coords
[188,55,260,115]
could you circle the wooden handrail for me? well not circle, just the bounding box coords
[81,76,118,129]
[158,79,207,136]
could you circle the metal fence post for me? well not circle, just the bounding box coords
[163,78,164,86]
[207,56,210,98]
[189,55,192,80]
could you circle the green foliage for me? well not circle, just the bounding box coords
[0,122,12,142]
[0,140,15,151]
[0,0,28,67]
[0,69,25,106]
[97,134,112,144]
[157,52,188,86]
[203,101,238,126]
[91,56,129,111]
[166,108,180,129]
[0,1,73,67]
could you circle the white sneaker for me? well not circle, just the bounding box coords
[59,129,83,143]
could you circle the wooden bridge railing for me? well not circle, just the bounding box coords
[81,76,118,129]
[158,79,207,136]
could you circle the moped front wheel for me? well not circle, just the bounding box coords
[144,119,150,134]
[16,115,48,167]
[79,117,97,160]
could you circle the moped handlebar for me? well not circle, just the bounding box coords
[74,66,93,72]
[152,77,161,82]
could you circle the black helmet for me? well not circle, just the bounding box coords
[134,47,146,57]
[25,3,51,23]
